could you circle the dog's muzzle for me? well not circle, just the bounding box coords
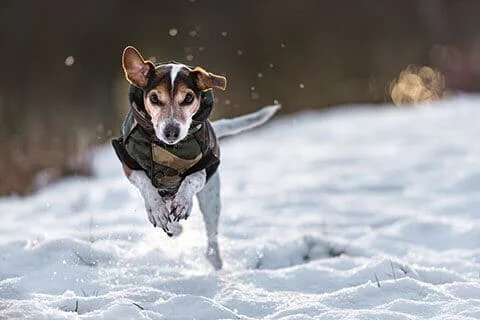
[163,122,181,144]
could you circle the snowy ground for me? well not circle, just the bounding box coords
[2,96,480,319]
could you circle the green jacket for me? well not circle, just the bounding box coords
[112,90,220,196]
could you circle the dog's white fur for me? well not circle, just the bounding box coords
[150,63,195,145]
[156,117,188,146]
[171,169,206,221]
[155,63,188,89]
[167,64,186,89]
[129,105,279,270]
[212,105,280,138]
[128,170,170,229]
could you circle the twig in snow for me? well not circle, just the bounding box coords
[374,272,381,288]
[390,259,397,281]
[132,302,145,310]
[74,300,79,313]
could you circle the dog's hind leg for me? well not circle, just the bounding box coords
[197,171,223,270]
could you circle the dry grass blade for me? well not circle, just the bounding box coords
[132,302,145,310]
[390,259,397,281]
[374,272,381,288]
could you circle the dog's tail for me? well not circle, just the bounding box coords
[212,105,280,139]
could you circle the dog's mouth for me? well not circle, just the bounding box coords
[162,137,181,145]
[155,133,182,145]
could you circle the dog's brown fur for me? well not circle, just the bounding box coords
[143,82,201,128]
[121,46,226,145]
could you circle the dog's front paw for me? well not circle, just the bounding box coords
[171,194,193,221]
[144,196,171,233]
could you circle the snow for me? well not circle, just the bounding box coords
[2,96,480,319]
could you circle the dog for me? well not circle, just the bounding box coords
[112,46,278,270]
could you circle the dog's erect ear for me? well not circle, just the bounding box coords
[122,46,155,88]
[192,67,227,91]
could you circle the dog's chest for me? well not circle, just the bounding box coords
[118,111,219,195]
[150,135,203,191]
[112,89,220,196]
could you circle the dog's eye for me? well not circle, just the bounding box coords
[182,93,194,105]
[149,93,160,105]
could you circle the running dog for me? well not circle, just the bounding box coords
[113,46,279,269]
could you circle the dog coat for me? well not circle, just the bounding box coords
[112,90,220,196]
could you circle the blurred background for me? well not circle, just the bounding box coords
[1,0,480,196]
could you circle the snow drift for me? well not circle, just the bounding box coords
[1,96,480,319]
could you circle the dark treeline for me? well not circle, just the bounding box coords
[1,0,480,195]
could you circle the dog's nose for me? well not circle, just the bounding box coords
[163,123,180,142]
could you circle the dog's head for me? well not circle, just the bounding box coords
[122,46,227,145]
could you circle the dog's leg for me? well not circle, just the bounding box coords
[128,169,171,234]
[196,171,223,270]
[171,170,206,221]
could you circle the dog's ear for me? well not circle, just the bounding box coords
[192,67,227,91]
[122,46,155,88]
